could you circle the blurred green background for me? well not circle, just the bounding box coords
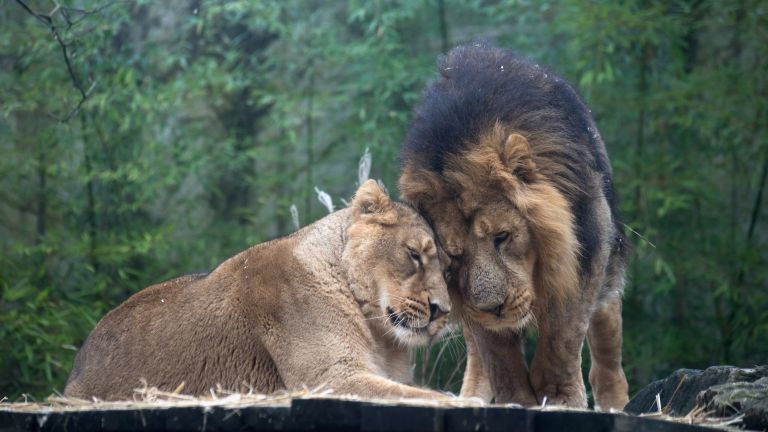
[1,0,766,401]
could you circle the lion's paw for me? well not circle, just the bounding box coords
[530,369,587,409]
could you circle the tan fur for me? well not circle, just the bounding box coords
[64,180,452,401]
[400,126,627,410]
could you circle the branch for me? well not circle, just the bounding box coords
[14,0,117,122]
[55,1,123,30]
[736,127,768,288]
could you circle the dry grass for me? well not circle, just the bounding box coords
[0,382,488,414]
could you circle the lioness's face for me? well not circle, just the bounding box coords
[346,181,451,347]
[378,209,451,346]
[429,197,536,332]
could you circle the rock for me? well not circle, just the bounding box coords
[625,365,768,430]
[697,377,768,430]
[626,366,768,417]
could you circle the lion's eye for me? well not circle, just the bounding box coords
[444,269,452,282]
[408,249,422,266]
[493,231,510,250]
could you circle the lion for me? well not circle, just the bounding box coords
[64,180,452,401]
[398,43,629,410]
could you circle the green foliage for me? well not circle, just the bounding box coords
[1,0,766,401]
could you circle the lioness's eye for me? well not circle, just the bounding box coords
[444,269,452,281]
[408,249,422,266]
[493,231,510,249]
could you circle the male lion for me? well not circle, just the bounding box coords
[398,44,629,410]
[64,180,451,401]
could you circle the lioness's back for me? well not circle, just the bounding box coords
[64,270,283,399]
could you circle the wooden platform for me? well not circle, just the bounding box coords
[1,396,722,432]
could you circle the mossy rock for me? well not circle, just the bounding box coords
[626,365,768,430]
[697,377,768,430]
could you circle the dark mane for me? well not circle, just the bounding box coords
[401,43,628,270]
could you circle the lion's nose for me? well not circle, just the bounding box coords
[479,302,504,318]
[429,301,449,321]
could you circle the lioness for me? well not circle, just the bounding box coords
[399,44,629,410]
[64,180,451,401]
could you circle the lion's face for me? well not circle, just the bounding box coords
[399,129,580,333]
[345,180,451,347]
[454,199,536,331]
[421,197,535,332]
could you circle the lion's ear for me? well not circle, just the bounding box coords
[501,133,537,182]
[398,165,447,208]
[352,179,398,225]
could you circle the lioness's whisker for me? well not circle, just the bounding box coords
[382,326,398,337]
[384,294,411,302]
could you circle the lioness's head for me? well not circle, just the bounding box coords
[399,126,580,332]
[344,180,451,346]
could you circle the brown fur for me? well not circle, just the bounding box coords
[400,129,627,410]
[64,180,452,401]
[458,326,492,402]
[402,126,579,330]
[444,124,580,310]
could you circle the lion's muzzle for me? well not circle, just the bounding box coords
[468,267,508,312]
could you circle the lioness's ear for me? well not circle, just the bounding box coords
[501,133,537,182]
[352,179,397,225]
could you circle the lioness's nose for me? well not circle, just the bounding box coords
[429,301,449,321]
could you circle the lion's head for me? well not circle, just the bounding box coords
[399,125,580,332]
[344,180,451,346]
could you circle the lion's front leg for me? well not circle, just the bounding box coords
[459,326,492,402]
[529,305,590,408]
[471,326,538,406]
